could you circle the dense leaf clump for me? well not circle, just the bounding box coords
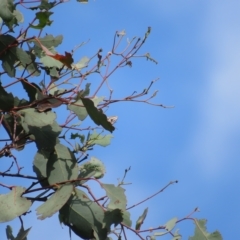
[0,1,222,240]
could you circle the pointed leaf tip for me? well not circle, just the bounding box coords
[135,208,148,230]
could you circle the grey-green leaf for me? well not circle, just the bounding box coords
[13,10,24,24]
[30,11,53,29]
[36,184,73,220]
[68,99,88,121]
[135,208,148,230]
[172,229,182,240]
[2,114,27,151]
[0,0,14,23]
[48,82,65,96]
[103,209,123,230]
[189,219,223,240]
[0,82,14,111]
[39,48,63,68]
[19,109,62,151]
[59,188,108,240]
[88,130,113,147]
[165,217,177,232]
[78,157,106,182]
[0,34,18,77]
[0,186,32,223]
[6,225,14,240]
[75,56,89,70]
[70,133,85,143]
[30,0,56,10]
[77,83,91,98]
[30,34,63,48]
[81,97,115,132]
[68,96,104,121]
[122,211,132,227]
[47,143,78,185]
[101,183,127,210]
[33,150,50,187]
[16,48,40,76]
[15,226,31,240]
[21,79,42,103]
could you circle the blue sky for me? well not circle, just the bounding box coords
[1,0,240,239]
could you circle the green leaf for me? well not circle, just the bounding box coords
[19,109,62,151]
[189,219,223,240]
[6,225,15,240]
[35,89,46,101]
[0,186,32,223]
[21,79,42,103]
[70,132,85,143]
[30,35,63,68]
[46,66,60,78]
[155,223,180,237]
[35,98,62,112]
[39,47,63,68]
[135,208,148,230]
[0,82,29,109]
[0,83,28,111]
[172,229,181,240]
[33,150,50,187]
[16,48,40,76]
[0,34,18,77]
[74,142,81,152]
[15,226,31,240]
[154,232,167,237]
[30,34,63,49]
[13,97,29,108]
[30,11,53,29]
[13,10,24,24]
[68,96,104,121]
[0,82,14,111]
[103,209,123,230]
[165,217,177,232]
[0,2,20,29]
[48,82,65,96]
[77,83,91,98]
[0,0,14,23]
[75,56,89,70]
[78,157,106,182]
[101,184,127,210]
[150,236,156,240]
[88,130,113,147]
[36,184,73,220]
[59,188,108,240]
[47,143,78,185]
[122,211,132,227]
[30,0,56,10]
[2,114,27,150]
[81,97,115,132]
[68,99,88,121]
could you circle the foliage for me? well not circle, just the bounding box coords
[0,1,222,240]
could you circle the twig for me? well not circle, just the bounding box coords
[0,182,13,189]
[127,180,178,210]
[0,171,38,180]
[121,223,145,240]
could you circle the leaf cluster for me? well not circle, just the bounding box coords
[0,1,222,240]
